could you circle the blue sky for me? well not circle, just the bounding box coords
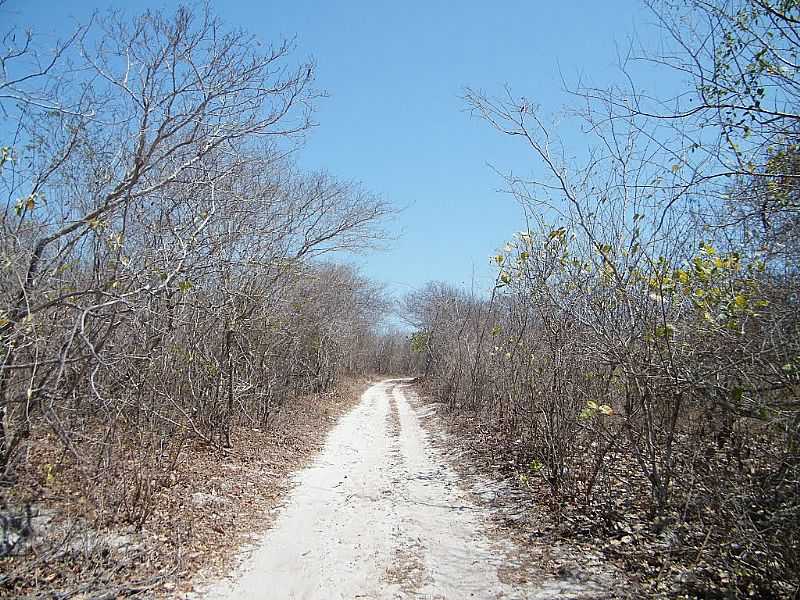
[7,1,663,302]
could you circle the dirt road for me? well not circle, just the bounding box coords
[199,379,600,599]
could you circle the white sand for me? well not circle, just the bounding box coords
[198,379,599,599]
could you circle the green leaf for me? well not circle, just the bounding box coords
[654,323,675,339]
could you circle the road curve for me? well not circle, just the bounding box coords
[200,379,567,599]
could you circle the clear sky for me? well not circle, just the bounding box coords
[6,0,663,303]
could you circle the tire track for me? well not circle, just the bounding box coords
[195,379,607,599]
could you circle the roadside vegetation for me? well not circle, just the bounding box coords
[0,4,412,596]
[408,1,799,597]
[3,0,798,598]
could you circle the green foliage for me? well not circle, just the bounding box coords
[700,1,800,131]
[13,192,40,216]
[648,243,768,330]
[410,331,429,354]
[763,143,800,208]
[578,400,613,420]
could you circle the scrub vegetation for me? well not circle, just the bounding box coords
[0,4,410,596]
[408,1,799,597]
[2,0,798,598]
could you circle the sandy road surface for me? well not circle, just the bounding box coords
[200,379,594,599]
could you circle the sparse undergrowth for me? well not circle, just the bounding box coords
[416,387,798,599]
[0,379,368,599]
